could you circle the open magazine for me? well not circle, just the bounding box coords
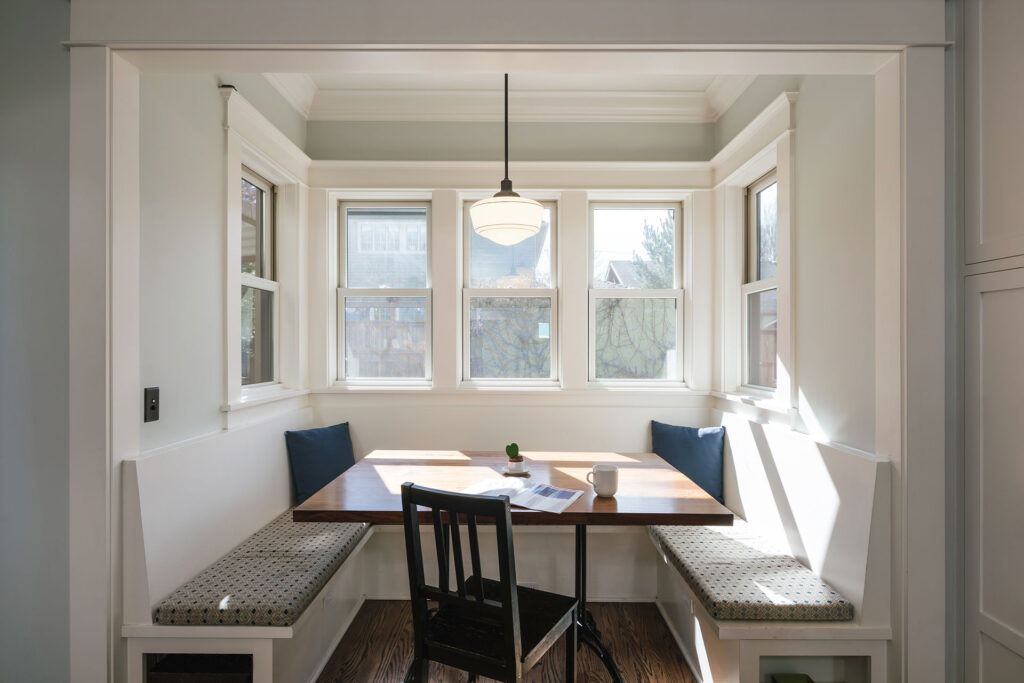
[461,478,584,514]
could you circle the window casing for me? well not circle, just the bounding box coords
[240,167,278,387]
[338,201,432,384]
[588,203,684,384]
[462,201,558,384]
[742,170,779,390]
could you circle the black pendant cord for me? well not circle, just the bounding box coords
[504,73,509,183]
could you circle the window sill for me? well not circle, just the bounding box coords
[711,390,797,418]
[328,381,433,392]
[227,385,309,410]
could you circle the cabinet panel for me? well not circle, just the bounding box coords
[965,268,1024,681]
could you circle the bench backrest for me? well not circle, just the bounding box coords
[715,409,891,628]
[122,407,313,624]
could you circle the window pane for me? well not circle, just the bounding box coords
[756,182,778,280]
[468,207,552,288]
[747,288,777,388]
[345,297,427,379]
[241,285,273,385]
[469,297,551,379]
[346,208,427,288]
[594,297,677,379]
[241,178,264,277]
[592,207,675,289]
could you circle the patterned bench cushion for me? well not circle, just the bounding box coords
[153,510,369,627]
[649,520,853,621]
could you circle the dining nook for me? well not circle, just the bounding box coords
[19,1,1019,680]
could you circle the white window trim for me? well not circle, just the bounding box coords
[336,200,433,386]
[587,201,686,386]
[460,200,559,386]
[221,87,311,421]
[742,169,779,392]
[713,91,796,409]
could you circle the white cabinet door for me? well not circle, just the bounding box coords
[965,267,1024,681]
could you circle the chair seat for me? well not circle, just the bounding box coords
[425,576,577,665]
[649,520,853,621]
[153,509,369,626]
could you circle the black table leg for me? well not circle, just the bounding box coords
[575,525,624,683]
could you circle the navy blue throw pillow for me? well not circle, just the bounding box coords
[285,422,356,504]
[651,421,725,504]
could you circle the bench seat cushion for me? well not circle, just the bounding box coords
[649,521,853,621]
[153,510,369,627]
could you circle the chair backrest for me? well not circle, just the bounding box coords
[401,482,522,670]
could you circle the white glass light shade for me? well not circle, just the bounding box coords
[469,195,544,246]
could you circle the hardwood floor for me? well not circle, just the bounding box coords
[317,601,697,683]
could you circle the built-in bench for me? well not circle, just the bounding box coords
[123,409,375,683]
[651,409,892,683]
[649,520,853,622]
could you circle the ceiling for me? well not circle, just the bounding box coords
[263,72,756,124]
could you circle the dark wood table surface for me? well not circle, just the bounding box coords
[293,450,733,527]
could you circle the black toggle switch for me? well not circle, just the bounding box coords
[144,387,160,423]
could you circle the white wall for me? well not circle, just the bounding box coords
[69,0,945,45]
[139,73,228,450]
[0,1,70,681]
[305,120,714,161]
[793,76,876,452]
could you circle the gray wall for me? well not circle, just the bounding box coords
[219,73,307,150]
[140,73,229,450]
[0,0,70,681]
[306,120,714,161]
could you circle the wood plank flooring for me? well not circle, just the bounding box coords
[317,601,697,683]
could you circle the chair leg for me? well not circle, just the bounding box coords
[565,612,577,682]
[404,658,429,682]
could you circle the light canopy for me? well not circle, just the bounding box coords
[470,74,542,246]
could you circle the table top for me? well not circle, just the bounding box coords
[293,450,734,526]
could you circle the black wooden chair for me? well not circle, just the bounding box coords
[401,482,578,683]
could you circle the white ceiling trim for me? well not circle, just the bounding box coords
[705,74,758,120]
[263,73,317,117]
[305,87,718,123]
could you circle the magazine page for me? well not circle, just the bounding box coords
[461,478,584,514]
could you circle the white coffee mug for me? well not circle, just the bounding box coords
[586,464,619,497]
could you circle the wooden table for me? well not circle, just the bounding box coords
[294,450,733,682]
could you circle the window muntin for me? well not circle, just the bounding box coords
[588,203,683,383]
[339,202,431,382]
[240,167,277,387]
[743,171,779,390]
[463,202,557,382]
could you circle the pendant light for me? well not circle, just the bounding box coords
[469,74,543,246]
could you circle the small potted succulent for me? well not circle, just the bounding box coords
[505,442,526,473]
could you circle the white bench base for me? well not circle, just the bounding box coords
[125,526,374,683]
[654,551,889,683]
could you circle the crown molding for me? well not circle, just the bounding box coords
[306,87,717,123]
[705,74,757,120]
[262,73,317,118]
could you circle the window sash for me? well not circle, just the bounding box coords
[462,289,558,384]
[241,167,275,281]
[746,170,777,285]
[587,202,684,384]
[462,200,557,289]
[741,279,778,391]
[337,288,433,383]
[588,289,685,383]
[588,202,682,290]
[339,201,432,289]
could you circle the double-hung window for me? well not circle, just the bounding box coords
[589,203,683,382]
[240,168,277,386]
[339,202,431,382]
[463,202,557,383]
[743,171,779,390]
